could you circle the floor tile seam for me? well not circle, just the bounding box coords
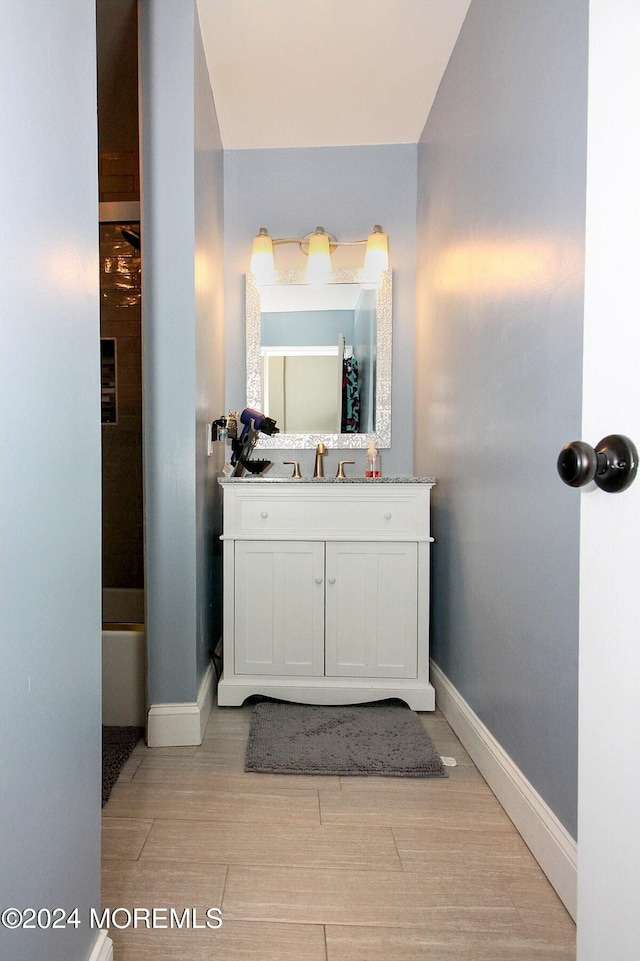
[110,791,499,809]
[100,856,144,863]
[101,814,155,823]
[130,777,341,794]
[136,858,405,873]
[387,849,530,867]
[106,854,231,870]
[108,785,324,800]
[320,908,531,926]
[218,911,528,931]
[331,780,490,793]
[224,862,433,880]
[509,898,577,943]
[100,810,325,826]
[217,861,231,917]
[318,786,506,801]
[134,824,402,866]
[221,878,528,914]
[125,815,402,841]
[101,802,153,821]
[316,816,520,832]
[375,862,550,883]
[126,855,407,874]
[388,826,406,872]
[495,877,539,934]
[103,788,324,803]
[390,822,528,837]
[128,758,149,782]
[135,817,156,860]
[103,799,513,837]
[321,927,575,959]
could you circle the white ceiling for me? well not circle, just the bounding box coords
[196,0,471,150]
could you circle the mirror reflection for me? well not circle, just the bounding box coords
[246,268,392,449]
[261,282,375,434]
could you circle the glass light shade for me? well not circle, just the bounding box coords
[360,225,389,287]
[250,228,275,285]
[305,228,332,285]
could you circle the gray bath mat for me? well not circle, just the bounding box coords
[245,702,446,777]
[102,725,144,806]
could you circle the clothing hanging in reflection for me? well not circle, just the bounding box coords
[341,355,360,432]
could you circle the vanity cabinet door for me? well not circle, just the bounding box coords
[324,542,418,679]
[234,540,325,676]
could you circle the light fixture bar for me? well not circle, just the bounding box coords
[250,225,389,286]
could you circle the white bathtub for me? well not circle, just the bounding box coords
[102,588,146,727]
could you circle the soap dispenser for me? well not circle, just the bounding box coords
[365,439,381,478]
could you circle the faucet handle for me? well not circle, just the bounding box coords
[336,460,355,479]
[283,460,301,479]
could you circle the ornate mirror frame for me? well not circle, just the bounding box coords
[245,267,392,449]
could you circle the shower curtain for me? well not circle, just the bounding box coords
[341,355,360,432]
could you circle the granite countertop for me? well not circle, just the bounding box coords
[218,475,436,484]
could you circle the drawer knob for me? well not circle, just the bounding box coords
[328,576,336,585]
[260,511,268,519]
[315,576,323,584]
[384,511,392,520]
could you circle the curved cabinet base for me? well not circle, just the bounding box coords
[217,676,436,711]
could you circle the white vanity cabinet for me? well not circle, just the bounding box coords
[218,479,436,710]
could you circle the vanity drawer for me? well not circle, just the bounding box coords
[224,486,431,540]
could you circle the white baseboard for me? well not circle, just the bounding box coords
[430,660,577,920]
[147,659,215,747]
[87,930,113,961]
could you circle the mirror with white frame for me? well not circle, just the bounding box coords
[246,267,391,449]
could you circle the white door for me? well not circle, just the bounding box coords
[577,3,640,958]
[234,541,325,676]
[325,541,418,678]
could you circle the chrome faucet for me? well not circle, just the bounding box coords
[313,442,327,478]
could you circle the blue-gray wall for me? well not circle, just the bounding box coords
[223,145,417,477]
[262,310,355,347]
[194,7,226,679]
[140,0,225,706]
[415,0,588,837]
[0,3,103,960]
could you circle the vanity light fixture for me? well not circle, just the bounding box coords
[360,225,390,287]
[305,227,332,285]
[249,224,389,287]
[249,227,277,285]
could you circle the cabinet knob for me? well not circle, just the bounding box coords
[328,576,336,585]
[260,511,268,519]
[315,576,323,584]
[384,511,392,520]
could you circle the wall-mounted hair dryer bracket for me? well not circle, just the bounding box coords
[211,408,279,474]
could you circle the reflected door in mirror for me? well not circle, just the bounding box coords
[262,348,342,433]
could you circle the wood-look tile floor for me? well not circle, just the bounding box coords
[102,700,576,961]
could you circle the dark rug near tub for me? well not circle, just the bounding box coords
[245,702,446,777]
[102,726,144,806]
